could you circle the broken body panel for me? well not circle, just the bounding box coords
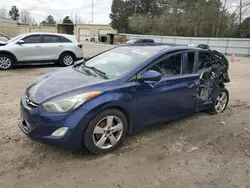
[197,50,230,111]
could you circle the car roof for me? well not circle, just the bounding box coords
[139,38,154,40]
[128,38,154,41]
[120,44,170,52]
[25,32,74,37]
[121,43,202,53]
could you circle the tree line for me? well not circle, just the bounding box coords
[0,5,84,26]
[110,0,250,38]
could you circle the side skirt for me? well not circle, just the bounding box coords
[17,60,58,65]
[196,101,213,112]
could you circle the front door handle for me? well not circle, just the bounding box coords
[35,46,41,48]
[58,45,63,47]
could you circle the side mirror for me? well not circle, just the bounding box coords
[139,70,161,83]
[84,56,91,61]
[17,40,24,45]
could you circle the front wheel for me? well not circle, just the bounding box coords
[60,53,75,67]
[83,109,128,154]
[0,54,14,70]
[208,87,229,115]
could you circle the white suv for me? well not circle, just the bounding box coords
[0,33,84,70]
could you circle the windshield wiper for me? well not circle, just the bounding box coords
[81,65,96,76]
[84,65,109,79]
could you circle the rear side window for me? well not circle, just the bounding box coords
[134,40,141,44]
[146,39,154,43]
[60,36,72,43]
[23,35,41,44]
[43,35,60,43]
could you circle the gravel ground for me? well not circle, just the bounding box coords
[0,43,249,188]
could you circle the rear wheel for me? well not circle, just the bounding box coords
[84,109,128,154]
[208,87,229,115]
[0,54,14,70]
[60,53,75,67]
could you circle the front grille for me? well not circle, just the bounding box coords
[23,95,38,108]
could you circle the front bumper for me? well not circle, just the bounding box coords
[19,121,73,149]
[19,98,90,150]
[76,57,84,61]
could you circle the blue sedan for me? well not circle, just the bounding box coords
[19,45,230,154]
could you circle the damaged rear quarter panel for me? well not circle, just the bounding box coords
[197,50,230,104]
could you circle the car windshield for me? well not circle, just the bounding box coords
[84,46,161,79]
[187,44,197,47]
[7,34,27,43]
[126,40,137,44]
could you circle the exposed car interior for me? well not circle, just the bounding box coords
[198,53,213,101]
[198,51,229,101]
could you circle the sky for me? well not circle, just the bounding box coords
[1,0,113,24]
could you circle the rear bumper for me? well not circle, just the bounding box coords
[76,57,83,61]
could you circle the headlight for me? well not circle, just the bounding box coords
[43,91,102,113]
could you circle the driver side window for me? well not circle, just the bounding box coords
[22,35,42,44]
[149,54,182,78]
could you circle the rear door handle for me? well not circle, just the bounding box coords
[35,46,41,48]
[58,45,63,47]
[186,82,195,88]
[187,81,200,88]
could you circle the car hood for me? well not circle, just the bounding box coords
[26,67,110,104]
[0,41,7,46]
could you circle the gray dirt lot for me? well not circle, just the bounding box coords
[0,42,249,188]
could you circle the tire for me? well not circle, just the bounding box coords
[84,109,129,154]
[208,87,229,115]
[0,54,14,70]
[59,53,75,67]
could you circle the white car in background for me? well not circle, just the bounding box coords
[0,32,84,70]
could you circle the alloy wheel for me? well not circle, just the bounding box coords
[215,92,228,113]
[63,55,73,66]
[0,57,11,69]
[93,116,124,149]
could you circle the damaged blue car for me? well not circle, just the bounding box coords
[19,44,230,154]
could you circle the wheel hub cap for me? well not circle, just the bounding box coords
[93,116,123,149]
[63,55,73,65]
[0,57,11,69]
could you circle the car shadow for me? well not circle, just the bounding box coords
[14,63,60,70]
[30,140,102,161]
[113,111,211,155]
[30,111,209,160]
[12,60,83,70]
